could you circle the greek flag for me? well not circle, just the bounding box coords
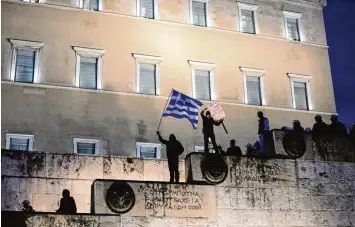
[162,89,203,129]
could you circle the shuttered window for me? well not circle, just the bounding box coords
[192,1,207,27]
[15,49,35,83]
[140,147,157,158]
[83,0,99,10]
[241,9,255,34]
[195,70,211,100]
[10,138,30,151]
[77,142,96,154]
[139,63,156,95]
[79,57,97,89]
[286,18,300,41]
[140,0,154,19]
[246,76,262,106]
[293,82,308,110]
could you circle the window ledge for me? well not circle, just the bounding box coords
[188,60,215,70]
[283,11,302,19]
[73,46,105,57]
[237,2,258,10]
[10,39,44,49]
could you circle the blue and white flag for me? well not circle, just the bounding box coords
[162,89,203,129]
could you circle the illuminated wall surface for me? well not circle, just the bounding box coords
[1,131,355,226]
[1,0,337,157]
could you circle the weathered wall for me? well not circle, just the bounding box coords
[2,151,355,226]
[1,151,185,213]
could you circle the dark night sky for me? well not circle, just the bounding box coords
[323,0,355,127]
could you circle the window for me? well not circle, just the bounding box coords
[73,138,100,155]
[283,11,302,41]
[74,47,105,89]
[240,67,266,106]
[237,2,258,34]
[5,134,34,151]
[136,142,161,158]
[288,73,312,110]
[133,54,162,95]
[190,0,207,27]
[189,60,215,101]
[137,0,157,19]
[10,39,43,83]
[80,0,100,11]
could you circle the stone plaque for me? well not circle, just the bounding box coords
[93,180,216,218]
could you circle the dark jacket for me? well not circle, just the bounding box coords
[57,197,77,214]
[258,117,269,135]
[329,122,348,137]
[225,146,242,156]
[201,110,222,134]
[312,121,328,141]
[158,135,184,160]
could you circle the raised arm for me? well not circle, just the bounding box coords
[157,131,168,144]
[200,108,206,119]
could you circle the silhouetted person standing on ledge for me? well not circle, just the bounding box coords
[157,131,184,183]
[257,111,269,155]
[201,108,223,153]
[225,139,242,156]
[312,115,328,141]
[329,115,348,138]
[56,189,77,214]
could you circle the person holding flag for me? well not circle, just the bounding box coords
[200,108,224,153]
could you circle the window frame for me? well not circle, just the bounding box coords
[188,60,215,101]
[5,133,34,151]
[240,67,266,106]
[10,39,43,84]
[79,0,101,11]
[189,0,209,27]
[73,138,100,155]
[283,11,302,41]
[73,47,105,90]
[237,2,259,34]
[288,73,312,111]
[133,54,162,96]
[136,0,158,19]
[136,142,161,159]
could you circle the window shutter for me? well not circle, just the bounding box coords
[91,0,99,11]
[77,142,96,154]
[195,70,211,100]
[293,82,308,110]
[140,147,157,158]
[246,76,262,105]
[139,63,156,95]
[140,0,154,19]
[79,57,97,89]
[192,1,206,27]
[10,138,29,151]
[241,9,255,34]
[287,18,299,41]
[15,49,35,83]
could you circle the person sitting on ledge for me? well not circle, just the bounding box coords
[225,139,242,156]
[56,189,77,214]
[292,120,304,132]
[328,115,348,138]
[22,200,35,213]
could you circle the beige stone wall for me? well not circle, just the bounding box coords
[1,83,336,156]
[1,1,336,155]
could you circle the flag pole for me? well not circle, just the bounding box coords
[157,89,173,132]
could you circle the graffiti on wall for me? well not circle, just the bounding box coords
[137,183,202,213]
[234,161,282,184]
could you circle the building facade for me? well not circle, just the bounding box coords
[1,0,335,158]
